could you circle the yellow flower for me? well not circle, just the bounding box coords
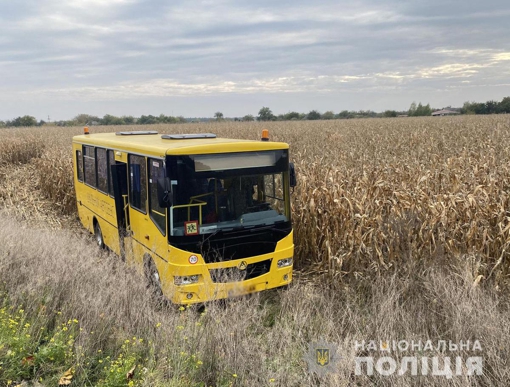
[269,378,275,383]
[233,374,237,378]
[155,322,162,328]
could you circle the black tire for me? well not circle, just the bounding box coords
[94,221,105,249]
[144,256,164,300]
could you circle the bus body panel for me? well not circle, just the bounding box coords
[160,230,294,304]
[73,143,122,256]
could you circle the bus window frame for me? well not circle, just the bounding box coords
[148,157,167,236]
[76,149,84,182]
[107,150,115,197]
[83,145,97,189]
[96,147,108,195]
[128,153,148,215]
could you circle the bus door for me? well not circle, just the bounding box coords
[111,162,129,259]
[126,154,150,265]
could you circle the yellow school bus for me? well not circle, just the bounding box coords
[72,129,295,304]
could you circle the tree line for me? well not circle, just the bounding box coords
[237,104,431,121]
[461,97,510,115]
[0,113,188,128]
[1,96,509,128]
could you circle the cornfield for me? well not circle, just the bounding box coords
[1,115,510,285]
[2,116,510,386]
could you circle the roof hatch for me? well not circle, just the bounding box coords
[116,131,159,136]
[161,133,217,140]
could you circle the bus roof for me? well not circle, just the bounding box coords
[73,132,289,156]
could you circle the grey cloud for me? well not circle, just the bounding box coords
[0,0,509,120]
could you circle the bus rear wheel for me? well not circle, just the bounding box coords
[94,222,105,249]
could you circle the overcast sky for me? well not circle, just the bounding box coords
[1,0,509,120]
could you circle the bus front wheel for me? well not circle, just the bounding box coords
[144,256,163,299]
[94,221,105,249]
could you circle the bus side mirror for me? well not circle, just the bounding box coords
[157,177,173,207]
[289,162,297,188]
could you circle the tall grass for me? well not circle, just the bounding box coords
[0,213,508,386]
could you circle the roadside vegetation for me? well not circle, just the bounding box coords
[1,95,509,128]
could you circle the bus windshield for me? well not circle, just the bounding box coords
[167,151,290,236]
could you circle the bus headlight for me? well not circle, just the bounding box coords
[277,258,293,268]
[174,275,200,285]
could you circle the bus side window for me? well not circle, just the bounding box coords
[107,150,115,196]
[149,158,166,234]
[129,154,147,213]
[96,148,108,194]
[83,146,96,187]
[76,150,83,182]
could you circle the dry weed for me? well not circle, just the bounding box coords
[0,214,508,385]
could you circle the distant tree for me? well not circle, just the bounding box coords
[257,107,275,121]
[101,114,125,125]
[307,110,321,120]
[157,114,169,123]
[121,115,135,125]
[8,115,38,127]
[21,115,38,126]
[498,97,510,113]
[383,110,398,117]
[408,102,417,116]
[214,112,224,121]
[37,120,46,126]
[0,121,6,128]
[337,110,354,119]
[416,103,432,116]
[73,114,100,125]
[408,102,431,116]
[461,101,477,115]
[176,116,187,123]
[242,114,255,122]
[485,100,498,114]
[321,111,335,120]
[138,115,158,125]
[357,110,378,118]
[281,111,300,121]
[473,103,487,115]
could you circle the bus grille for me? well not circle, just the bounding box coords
[209,259,272,283]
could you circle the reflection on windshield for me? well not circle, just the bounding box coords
[170,173,288,236]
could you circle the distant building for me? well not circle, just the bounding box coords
[432,109,460,116]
